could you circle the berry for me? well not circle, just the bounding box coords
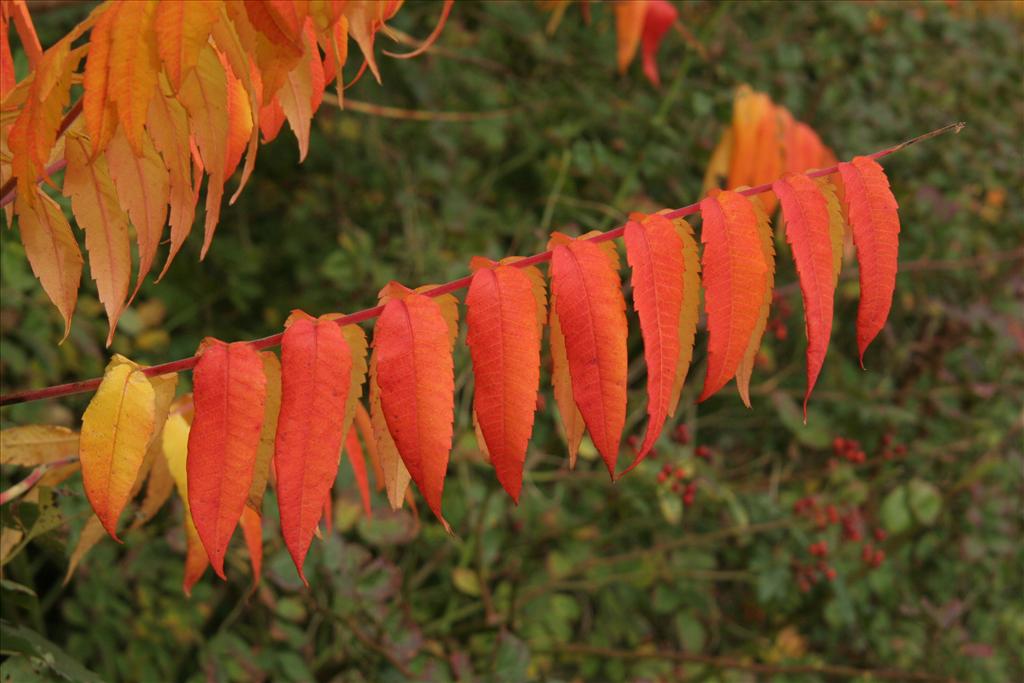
[674,468,687,480]
[695,445,712,460]
[873,528,887,542]
[824,566,837,581]
[657,471,668,484]
[827,505,839,525]
[671,423,690,445]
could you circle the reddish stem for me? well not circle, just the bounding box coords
[0,122,963,408]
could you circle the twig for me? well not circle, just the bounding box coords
[539,643,957,682]
[0,455,79,505]
[341,96,518,123]
[0,122,965,408]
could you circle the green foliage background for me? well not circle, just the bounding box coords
[2,1,1022,681]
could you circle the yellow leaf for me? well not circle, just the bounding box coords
[0,425,78,466]
[13,187,82,340]
[370,351,409,510]
[63,133,131,346]
[64,514,107,584]
[79,355,157,540]
[668,217,701,417]
[340,324,369,444]
[816,177,847,285]
[247,351,282,513]
[163,412,209,595]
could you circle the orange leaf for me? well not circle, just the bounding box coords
[344,424,372,516]
[667,216,701,417]
[63,133,131,346]
[373,288,455,529]
[82,2,119,156]
[816,177,847,282]
[239,505,262,589]
[1,10,15,98]
[148,74,197,280]
[274,313,353,584]
[727,86,782,213]
[735,196,775,407]
[163,412,209,596]
[278,24,325,161]
[837,156,900,365]
[105,126,169,300]
[14,186,82,340]
[248,351,282,513]
[177,44,228,259]
[154,0,221,91]
[466,258,544,502]
[774,173,836,415]
[223,59,253,179]
[549,235,628,476]
[354,401,384,492]
[108,0,160,155]
[640,0,676,87]
[369,350,409,508]
[698,190,770,402]
[187,339,267,579]
[614,0,648,74]
[621,214,684,471]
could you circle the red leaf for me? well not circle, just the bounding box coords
[698,191,771,402]
[837,157,900,365]
[549,237,628,476]
[373,291,455,529]
[187,339,266,578]
[640,0,677,87]
[773,173,836,416]
[274,313,353,584]
[621,215,684,471]
[344,424,372,516]
[466,258,544,502]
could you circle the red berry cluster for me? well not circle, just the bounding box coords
[879,433,909,460]
[793,558,836,593]
[832,436,867,463]
[694,445,712,460]
[861,544,886,567]
[657,463,698,506]
[670,423,690,445]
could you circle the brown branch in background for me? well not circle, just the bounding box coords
[0,455,79,505]
[541,643,957,683]
[0,122,964,408]
[342,97,519,123]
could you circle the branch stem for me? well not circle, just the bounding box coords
[0,122,964,408]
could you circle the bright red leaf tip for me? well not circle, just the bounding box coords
[466,258,544,503]
[187,339,267,579]
[640,0,678,87]
[838,156,901,367]
[621,216,684,474]
[773,173,836,418]
[698,191,771,403]
[374,291,455,531]
[274,313,353,585]
[550,237,628,478]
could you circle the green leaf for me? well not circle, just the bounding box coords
[492,631,530,683]
[0,620,103,682]
[880,485,912,535]
[907,479,942,526]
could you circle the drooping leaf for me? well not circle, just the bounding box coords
[277,25,325,161]
[614,0,648,74]
[163,412,208,596]
[177,43,228,259]
[187,339,266,579]
[549,234,628,477]
[63,133,131,345]
[816,177,847,282]
[343,424,372,516]
[466,257,544,502]
[838,156,901,365]
[247,351,282,513]
[64,515,107,584]
[154,0,221,91]
[129,439,175,530]
[735,197,775,407]
[369,352,409,508]
[698,190,770,402]
[639,0,677,87]
[82,1,119,156]
[622,214,684,470]
[13,187,82,340]
[774,173,837,415]
[222,57,253,179]
[239,505,262,589]
[274,313,352,584]
[107,0,160,155]
[726,86,782,213]
[354,401,385,493]
[547,272,584,467]
[0,426,78,466]
[0,9,16,99]
[148,73,197,279]
[373,287,455,529]
[667,216,701,417]
[79,355,156,540]
[105,126,169,300]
